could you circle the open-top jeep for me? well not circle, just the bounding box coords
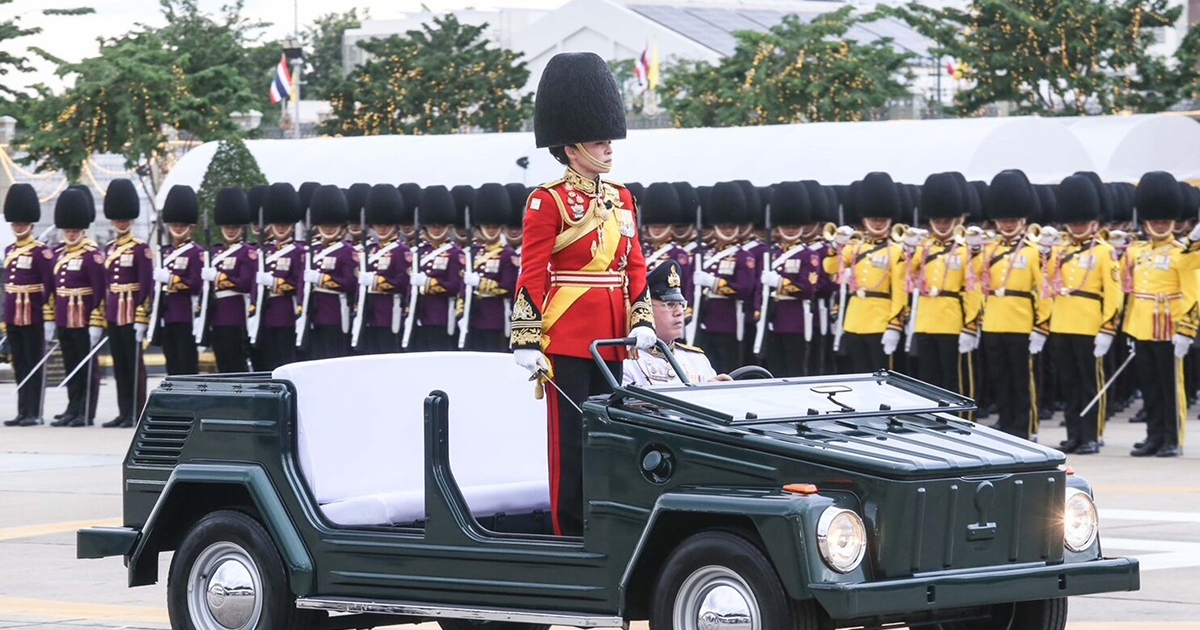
[78,340,1138,630]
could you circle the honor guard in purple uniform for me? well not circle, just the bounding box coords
[407,186,464,351]
[640,183,694,309]
[204,187,256,373]
[398,183,423,247]
[49,189,106,427]
[796,181,838,375]
[302,185,357,360]
[356,184,411,354]
[463,183,518,352]
[692,182,757,374]
[672,182,701,318]
[758,182,821,377]
[254,183,306,370]
[452,185,475,247]
[2,185,55,426]
[736,182,769,366]
[152,186,202,375]
[101,179,151,427]
[245,184,271,371]
[345,183,371,251]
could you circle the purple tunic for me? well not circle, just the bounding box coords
[160,241,204,325]
[209,241,258,328]
[363,238,412,329]
[52,244,106,329]
[466,241,517,331]
[306,239,358,328]
[765,242,832,335]
[103,236,153,326]
[262,239,306,329]
[4,238,55,326]
[415,241,464,328]
[698,243,756,335]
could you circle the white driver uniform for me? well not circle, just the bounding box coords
[623,343,717,387]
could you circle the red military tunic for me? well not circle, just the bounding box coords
[511,168,653,361]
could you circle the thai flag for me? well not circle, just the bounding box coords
[269,53,292,104]
[635,44,649,90]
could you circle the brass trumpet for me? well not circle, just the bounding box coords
[821,222,862,242]
[890,223,911,243]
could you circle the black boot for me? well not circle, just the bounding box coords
[1074,441,1100,455]
[65,415,87,427]
[17,416,43,426]
[1059,440,1080,454]
[1156,444,1183,458]
[1130,408,1147,423]
[101,416,127,428]
[1131,442,1161,457]
[50,414,75,427]
[3,416,24,427]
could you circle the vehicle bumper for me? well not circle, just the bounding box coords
[808,557,1139,619]
[77,526,140,559]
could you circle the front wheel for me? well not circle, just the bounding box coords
[438,621,550,630]
[939,598,1068,630]
[167,510,321,630]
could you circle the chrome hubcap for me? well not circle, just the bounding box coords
[674,565,759,630]
[187,541,262,630]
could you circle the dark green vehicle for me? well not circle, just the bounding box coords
[78,339,1138,630]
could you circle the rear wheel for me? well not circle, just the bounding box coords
[938,598,1068,630]
[438,622,550,630]
[167,510,321,630]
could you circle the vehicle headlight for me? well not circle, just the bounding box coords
[1064,488,1099,552]
[816,507,867,573]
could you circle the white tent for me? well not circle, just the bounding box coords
[157,114,1200,206]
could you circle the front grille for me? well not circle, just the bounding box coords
[130,416,192,468]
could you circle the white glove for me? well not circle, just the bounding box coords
[834,225,855,246]
[513,348,549,374]
[881,328,901,355]
[153,268,171,284]
[693,270,717,288]
[256,271,275,288]
[1173,333,1193,358]
[464,271,482,288]
[958,331,976,354]
[303,269,321,285]
[1037,226,1059,247]
[630,326,658,350]
[761,270,782,289]
[1189,222,1200,242]
[973,333,982,351]
[134,322,147,342]
[1108,229,1130,250]
[1093,332,1114,358]
[88,326,103,347]
[200,267,218,282]
[43,321,56,342]
[1029,331,1048,355]
[965,226,985,248]
[411,271,429,291]
[358,271,377,288]
[903,228,926,250]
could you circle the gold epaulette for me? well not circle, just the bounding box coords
[536,177,567,191]
[675,343,704,354]
[605,178,626,189]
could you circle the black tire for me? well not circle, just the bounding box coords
[167,509,322,630]
[939,598,1068,630]
[650,530,824,630]
[438,621,550,630]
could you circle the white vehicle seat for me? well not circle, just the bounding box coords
[275,352,550,527]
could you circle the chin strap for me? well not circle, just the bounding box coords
[574,143,612,173]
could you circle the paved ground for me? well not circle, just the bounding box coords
[0,375,1196,630]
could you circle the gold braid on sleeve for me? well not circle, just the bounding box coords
[510,286,543,349]
[629,287,653,329]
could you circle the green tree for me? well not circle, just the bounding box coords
[196,137,267,243]
[884,0,1200,116]
[660,7,914,126]
[323,14,533,135]
[304,8,369,99]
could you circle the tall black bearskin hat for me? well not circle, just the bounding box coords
[987,169,1034,220]
[859,172,900,220]
[248,184,269,225]
[920,173,965,219]
[451,184,475,228]
[346,183,371,218]
[1135,171,1182,221]
[68,185,96,222]
[757,186,775,228]
[842,181,862,225]
[1179,182,1200,221]
[1072,172,1110,222]
[799,180,826,223]
[732,181,760,227]
[625,182,644,205]
[504,183,528,228]
[309,185,348,226]
[908,184,922,213]
[771,182,812,226]
[1034,185,1057,223]
[672,182,698,225]
[103,178,140,220]
[365,184,404,225]
[298,182,321,211]
[967,180,989,223]
[214,187,250,226]
[472,183,512,226]
[640,182,681,225]
[1110,183,1134,223]
[264,182,301,225]
[54,188,92,229]
[823,187,839,223]
[533,52,626,149]
[895,183,913,224]
[4,183,40,223]
[964,180,982,223]
[1055,175,1099,224]
[419,185,456,226]
[162,185,199,225]
[708,181,748,226]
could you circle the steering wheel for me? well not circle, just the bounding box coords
[728,365,774,380]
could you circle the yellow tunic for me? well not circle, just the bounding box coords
[973,238,1049,334]
[908,238,982,335]
[1046,237,1122,336]
[1120,238,1200,342]
[824,238,907,335]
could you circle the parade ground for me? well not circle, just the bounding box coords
[0,375,1197,630]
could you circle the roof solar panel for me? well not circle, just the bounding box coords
[689,8,769,34]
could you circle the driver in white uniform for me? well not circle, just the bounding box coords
[624,260,732,386]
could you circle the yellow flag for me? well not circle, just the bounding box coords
[648,40,660,91]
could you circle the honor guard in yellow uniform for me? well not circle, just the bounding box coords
[1123,172,1200,458]
[825,172,908,372]
[907,173,982,395]
[1045,175,1122,455]
[972,170,1050,440]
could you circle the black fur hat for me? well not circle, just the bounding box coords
[908,184,922,214]
[214,187,250,226]
[1055,176,1099,224]
[859,172,899,220]
[771,182,811,226]
[54,188,92,229]
[966,180,988,223]
[920,173,964,219]
[799,181,826,223]
[365,184,404,225]
[346,183,371,218]
[162,185,199,225]
[264,182,301,224]
[310,185,348,226]
[1179,182,1200,221]
[696,186,712,221]
[397,183,422,217]
[640,182,681,225]
[533,52,626,149]
[1073,172,1110,222]
[733,181,760,226]
[504,183,528,229]
[708,181,748,226]
[472,183,512,226]
[895,183,913,224]
[625,182,644,205]
[103,178,140,220]
[451,185,475,228]
[68,185,96,222]
[672,182,698,225]
[1110,183,1134,223]
[823,187,839,223]
[419,185,456,226]
[248,184,269,225]
[1135,171,1183,222]
[1034,185,1057,223]
[298,182,321,211]
[987,170,1034,220]
[4,183,41,223]
[756,186,774,228]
